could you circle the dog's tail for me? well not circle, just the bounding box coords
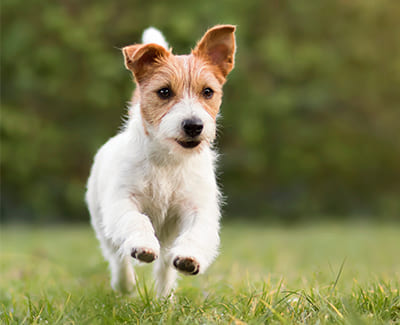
[142,27,169,49]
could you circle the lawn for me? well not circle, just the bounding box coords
[1,221,399,324]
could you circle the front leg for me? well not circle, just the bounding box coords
[170,199,221,276]
[101,193,160,262]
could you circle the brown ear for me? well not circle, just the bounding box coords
[193,25,236,78]
[122,44,142,70]
[122,43,170,82]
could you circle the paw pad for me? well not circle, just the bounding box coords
[131,247,157,263]
[173,256,200,275]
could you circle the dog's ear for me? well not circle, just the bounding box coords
[122,43,170,82]
[122,44,142,70]
[193,25,236,79]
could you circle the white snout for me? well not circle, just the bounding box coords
[157,98,216,148]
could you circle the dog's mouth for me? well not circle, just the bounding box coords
[176,139,201,149]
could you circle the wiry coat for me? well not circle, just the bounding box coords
[86,25,236,296]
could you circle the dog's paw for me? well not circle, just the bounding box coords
[131,247,158,263]
[173,256,200,275]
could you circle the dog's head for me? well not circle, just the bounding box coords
[122,25,236,154]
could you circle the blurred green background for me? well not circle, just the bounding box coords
[1,0,400,223]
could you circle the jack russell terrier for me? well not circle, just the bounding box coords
[86,25,236,297]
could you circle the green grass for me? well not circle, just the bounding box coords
[1,222,399,324]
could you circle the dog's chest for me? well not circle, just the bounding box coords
[138,166,186,225]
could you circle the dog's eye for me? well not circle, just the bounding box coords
[157,87,172,100]
[202,87,214,99]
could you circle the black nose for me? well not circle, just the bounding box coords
[182,118,204,137]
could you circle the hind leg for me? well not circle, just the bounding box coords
[88,192,136,293]
[110,255,135,293]
[153,255,178,297]
[100,238,136,293]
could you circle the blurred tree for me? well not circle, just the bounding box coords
[1,0,399,222]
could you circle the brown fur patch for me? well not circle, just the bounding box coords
[193,25,236,78]
[123,25,236,127]
[138,54,223,126]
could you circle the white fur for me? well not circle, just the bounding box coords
[86,99,221,296]
[150,95,216,151]
[142,27,169,49]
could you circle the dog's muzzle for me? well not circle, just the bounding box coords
[176,139,201,148]
[177,118,203,148]
[182,118,203,137]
